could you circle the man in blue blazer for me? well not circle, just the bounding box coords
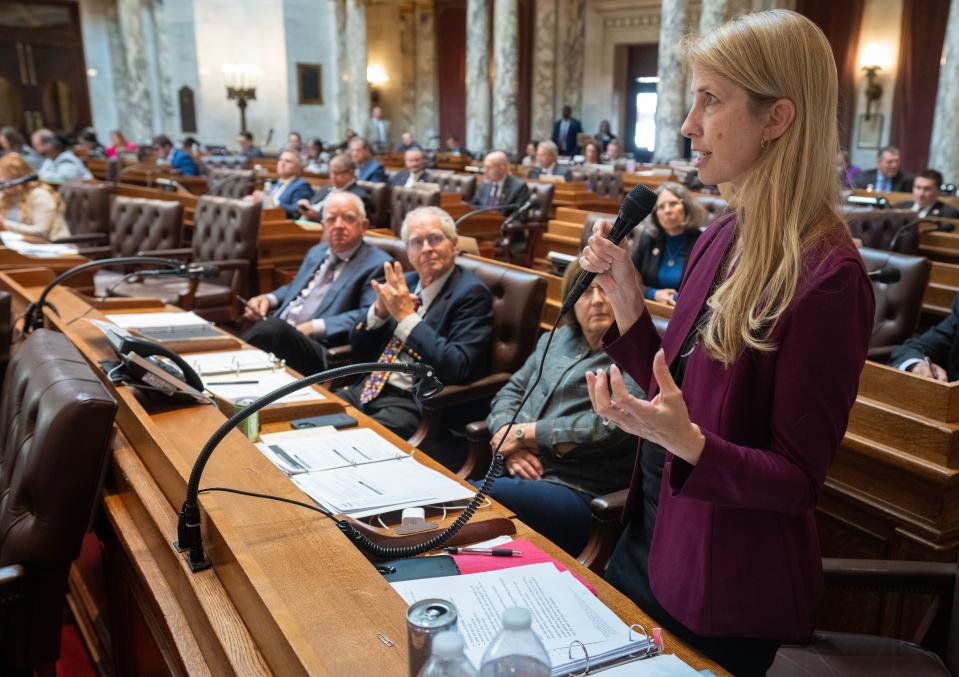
[551,106,583,156]
[153,134,198,176]
[343,206,493,440]
[245,150,313,218]
[242,192,393,375]
[349,137,388,183]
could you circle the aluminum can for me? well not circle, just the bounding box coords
[406,598,458,676]
[234,397,259,441]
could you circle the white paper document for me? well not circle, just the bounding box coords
[186,349,279,377]
[105,311,211,331]
[391,563,651,674]
[595,654,705,676]
[1,231,79,257]
[203,368,326,404]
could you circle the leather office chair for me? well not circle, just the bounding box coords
[92,196,184,293]
[845,208,918,254]
[432,173,478,202]
[587,170,623,199]
[111,196,262,323]
[695,195,729,224]
[199,155,249,173]
[357,180,391,229]
[859,247,931,361]
[57,182,113,249]
[0,292,10,384]
[390,186,440,235]
[206,168,256,199]
[497,182,555,267]
[0,329,117,673]
[409,257,546,453]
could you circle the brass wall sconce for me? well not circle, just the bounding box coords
[862,65,882,119]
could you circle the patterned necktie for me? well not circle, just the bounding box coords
[489,183,499,207]
[359,294,423,404]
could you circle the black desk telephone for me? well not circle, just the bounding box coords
[100,328,208,403]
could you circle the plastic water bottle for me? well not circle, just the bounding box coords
[418,631,478,677]
[479,608,550,677]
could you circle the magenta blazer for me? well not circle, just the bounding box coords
[604,212,874,642]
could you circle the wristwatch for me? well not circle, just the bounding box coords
[514,425,526,441]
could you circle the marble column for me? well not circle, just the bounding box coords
[113,0,155,141]
[397,6,417,138]
[492,0,519,151]
[654,0,689,162]
[531,0,557,142]
[559,0,585,118]
[727,0,752,19]
[929,0,959,181]
[345,0,370,135]
[413,1,439,148]
[699,0,727,35]
[147,0,177,134]
[334,0,350,137]
[465,0,491,154]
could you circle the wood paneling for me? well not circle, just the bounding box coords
[436,0,467,147]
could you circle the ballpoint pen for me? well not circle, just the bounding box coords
[237,294,267,321]
[445,547,523,557]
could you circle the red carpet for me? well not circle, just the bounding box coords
[56,616,95,677]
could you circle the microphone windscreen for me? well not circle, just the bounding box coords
[621,183,659,222]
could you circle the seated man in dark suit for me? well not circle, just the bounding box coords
[348,136,388,183]
[241,191,393,376]
[551,105,583,156]
[891,169,959,219]
[244,149,313,217]
[342,206,493,440]
[471,150,530,214]
[389,148,431,187]
[527,141,570,180]
[395,132,422,153]
[153,134,198,176]
[297,153,374,221]
[854,146,914,192]
[890,292,959,381]
[238,131,264,158]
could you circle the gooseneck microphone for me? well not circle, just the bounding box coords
[560,183,658,315]
[0,173,38,190]
[139,263,220,280]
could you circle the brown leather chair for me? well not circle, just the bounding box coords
[498,182,555,267]
[0,329,117,673]
[845,208,918,254]
[91,197,185,292]
[111,196,261,323]
[390,186,440,235]
[0,292,10,383]
[859,247,931,361]
[57,182,113,248]
[199,155,249,172]
[409,256,546,452]
[587,170,623,199]
[364,235,411,270]
[696,195,729,224]
[206,168,256,199]
[432,173,477,202]
[357,180,392,229]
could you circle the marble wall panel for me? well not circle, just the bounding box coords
[653,0,689,162]
[466,0,491,152]
[929,0,959,180]
[492,0,519,151]
[531,0,558,142]
[414,1,439,147]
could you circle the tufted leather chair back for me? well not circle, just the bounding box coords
[192,195,261,297]
[859,247,931,360]
[455,257,546,373]
[587,171,623,198]
[357,180,392,229]
[105,157,120,183]
[0,292,10,382]
[365,235,411,270]
[109,196,184,257]
[59,182,113,238]
[199,155,249,173]
[207,168,256,199]
[0,329,116,668]
[390,186,441,235]
[845,208,918,254]
[432,173,477,202]
[526,182,555,224]
[696,195,729,224]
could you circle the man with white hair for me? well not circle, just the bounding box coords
[343,206,493,439]
[244,149,313,218]
[389,148,431,188]
[297,153,374,221]
[242,191,393,375]
[527,140,570,180]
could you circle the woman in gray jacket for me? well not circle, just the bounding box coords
[483,258,643,556]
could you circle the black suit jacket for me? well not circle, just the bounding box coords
[310,182,375,221]
[631,229,701,291]
[349,265,493,387]
[891,292,959,381]
[388,169,432,187]
[854,168,914,192]
[272,241,393,345]
[890,200,959,220]
[470,175,531,216]
[552,117,583,155]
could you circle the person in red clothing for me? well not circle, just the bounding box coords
[580,10,874,676]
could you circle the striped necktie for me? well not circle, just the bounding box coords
[359,294,423,404]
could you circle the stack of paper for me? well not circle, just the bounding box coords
[105,311,210,331]
[204,369,326,404]
[257,428,474,518]
[1,231,78,257]
[391,562,652,674]
[186,349,279,377]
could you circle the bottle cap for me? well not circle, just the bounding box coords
[502,607,532,631]
[432,631,465,658]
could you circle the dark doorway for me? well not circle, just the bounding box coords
[623,44,658,162]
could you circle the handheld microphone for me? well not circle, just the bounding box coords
[139,263,220,280]
[560,183,658,315]
[0,173,38,190]
[868,267,901,283]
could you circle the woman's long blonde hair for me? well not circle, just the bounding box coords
[0,152,63,222]
[688,10,843,365]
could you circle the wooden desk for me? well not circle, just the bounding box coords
[0,269,722,676]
